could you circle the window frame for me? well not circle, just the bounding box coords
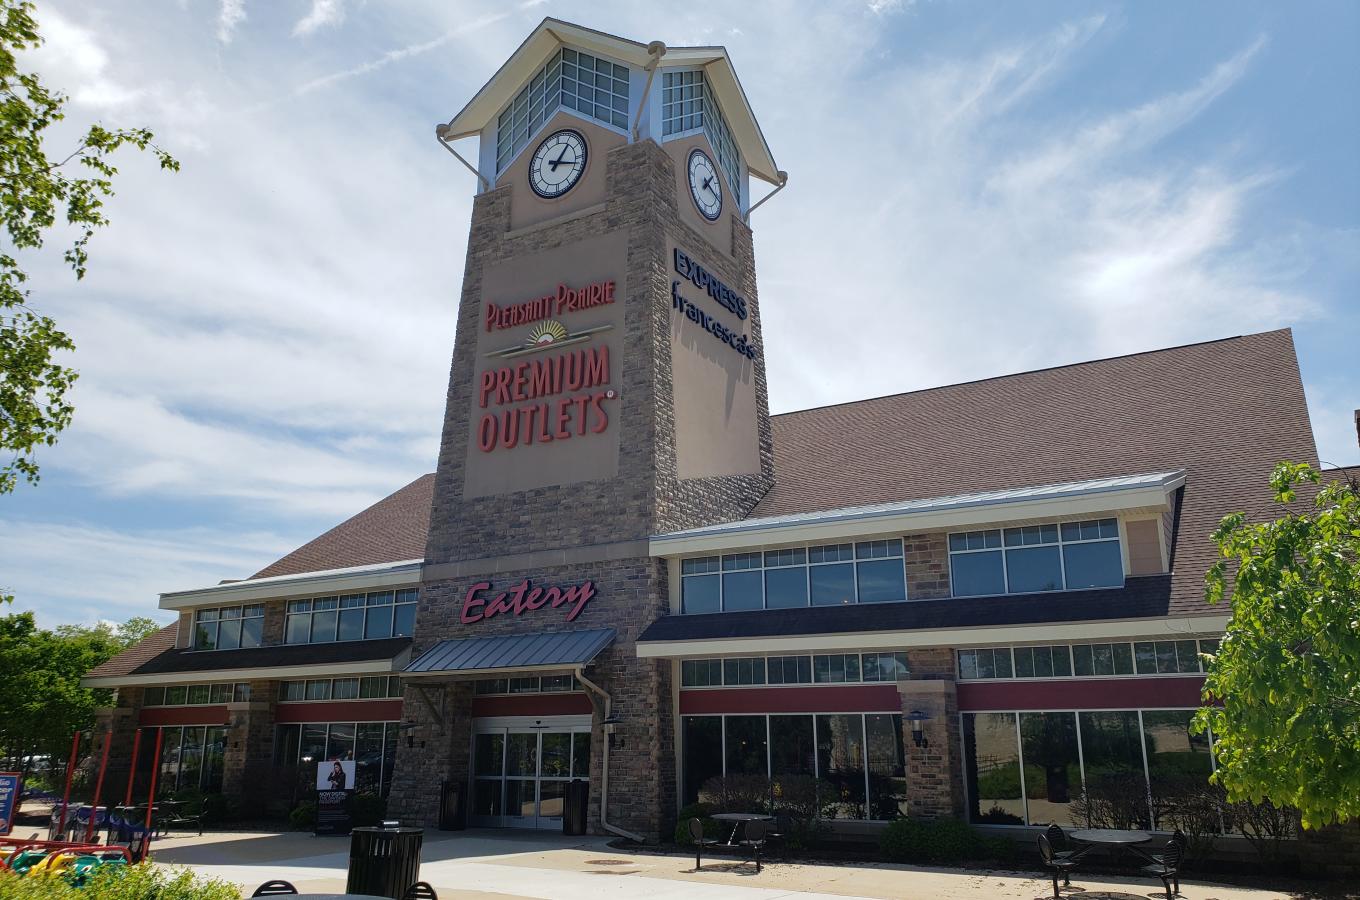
[680,651,909,687]
[285,589,418,646]
[948,517,1125,599]
[958,638,1219,681]
[278,675,403,702]
[191,604,265,651]
[680,539,906,615]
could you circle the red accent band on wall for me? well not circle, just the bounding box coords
[138,706,229,727]
[275,699,404,724]
[471,693,594,718]
[678,685,902,715]
[957,676,1206,712]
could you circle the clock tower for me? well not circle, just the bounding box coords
[388,19,784,839]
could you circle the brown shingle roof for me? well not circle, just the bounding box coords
[251,474,435,579]
[86,623,179,679]
[759,329,1317,617]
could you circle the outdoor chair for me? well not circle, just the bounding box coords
[1044,823,1087,880]
[403,882,439,899]
[251,880,299,896]
[1140,837,1184,900]
[1037,833,1079,900]
[740,818,769,873]
[768,812,794,856]
[165,802,204,836]
[688,817,720,870]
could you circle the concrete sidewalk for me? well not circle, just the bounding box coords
[150,828,1316,899]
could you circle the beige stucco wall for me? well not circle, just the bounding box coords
[662,132,736,257]
[498,110,627,232]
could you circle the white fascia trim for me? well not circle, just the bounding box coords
[649,476,1184,557]
[81,656,406,689]
[158,560,423,611]
[634,614,1230,659]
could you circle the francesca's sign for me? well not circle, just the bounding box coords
[461,579,596,624]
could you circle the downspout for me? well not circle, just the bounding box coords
[435,125,490,193]
[743,169,788,222]
[631,41,668,143]
[576,666,645,843]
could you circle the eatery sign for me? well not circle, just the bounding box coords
[460,579,596,625]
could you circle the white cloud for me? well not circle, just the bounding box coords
[216,0,246,44]
[0,520,295,628]
[293,0,344,37]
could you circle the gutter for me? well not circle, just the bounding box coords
[631,41,667,142]
[575,667,645,843]
[436,125,490,193]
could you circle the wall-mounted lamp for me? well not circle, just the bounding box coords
[906,710,931,749]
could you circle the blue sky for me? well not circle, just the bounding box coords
[2,0,1356,628]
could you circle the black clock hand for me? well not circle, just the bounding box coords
[549,144,570,170]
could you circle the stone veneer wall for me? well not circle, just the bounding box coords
[905,533,950,600]
[390,138,776,840]
[899,648,965,820]
[223,679,279,816]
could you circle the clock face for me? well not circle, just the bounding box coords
[688,149,722,221]
[529,129,588,199]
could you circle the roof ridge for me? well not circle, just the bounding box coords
[770,328,1291,421]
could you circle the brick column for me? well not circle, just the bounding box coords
[899,648,965,820]
[386,680,473,827]
[222,680,276,816]
[91,687,142,802]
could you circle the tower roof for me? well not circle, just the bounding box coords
[438,18,781,185]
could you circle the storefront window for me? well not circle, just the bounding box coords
[1078,711,1148,828]
[865,714,907,820]
[681,716,722,805]
[680,558,721,614]
[1143,710,1213,830]
[816,714,866,819]
[154,726,225,797]
[963,713,1025,824]
[326,723,355,761]
[769,715,815,778]
[1020,712,1080,826]
[300,724,327,764]
[764,549,809,609]
[355,724,385,793]
[724,716,768,776]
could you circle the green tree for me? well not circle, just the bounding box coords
[0,0,177,497]
[0,611,158,784]
[1193,462,1360,829]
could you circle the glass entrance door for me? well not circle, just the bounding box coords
[470,725,591,829]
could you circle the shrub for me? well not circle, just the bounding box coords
[1229,798,1299,866]
[289,800,317,831]
[974,804,1024,825]
[0,864,239,899]
[1071,774,1151,829]
[673,802,721,846]
[1152,777,1227,864]
[880,818,988,864]
[700,773,771,814]
[770,775,834,850]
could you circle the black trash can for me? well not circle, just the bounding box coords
[439,780,466,831]
[562,779,589,835]
[346,825,423,899]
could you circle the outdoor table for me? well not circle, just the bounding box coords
[711,812,772,846]
[292,895,392,900]
[1069,829,1154,866]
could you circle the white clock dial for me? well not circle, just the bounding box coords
[529,129,587,199]
[687,149,723,221]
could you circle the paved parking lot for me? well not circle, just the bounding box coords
[147,828,1322,899]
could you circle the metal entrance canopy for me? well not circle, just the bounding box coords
[404,627,615,676]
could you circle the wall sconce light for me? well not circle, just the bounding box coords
[906,710,931,749]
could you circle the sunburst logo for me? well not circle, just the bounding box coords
[527,320,568,348]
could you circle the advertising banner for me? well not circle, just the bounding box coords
[315,760,355,836]
[0,772,21,836]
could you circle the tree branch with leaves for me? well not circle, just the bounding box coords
[1193,462,1360,829]
[0,0,178,500]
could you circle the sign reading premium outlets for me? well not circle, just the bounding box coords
[475,279,617,453]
